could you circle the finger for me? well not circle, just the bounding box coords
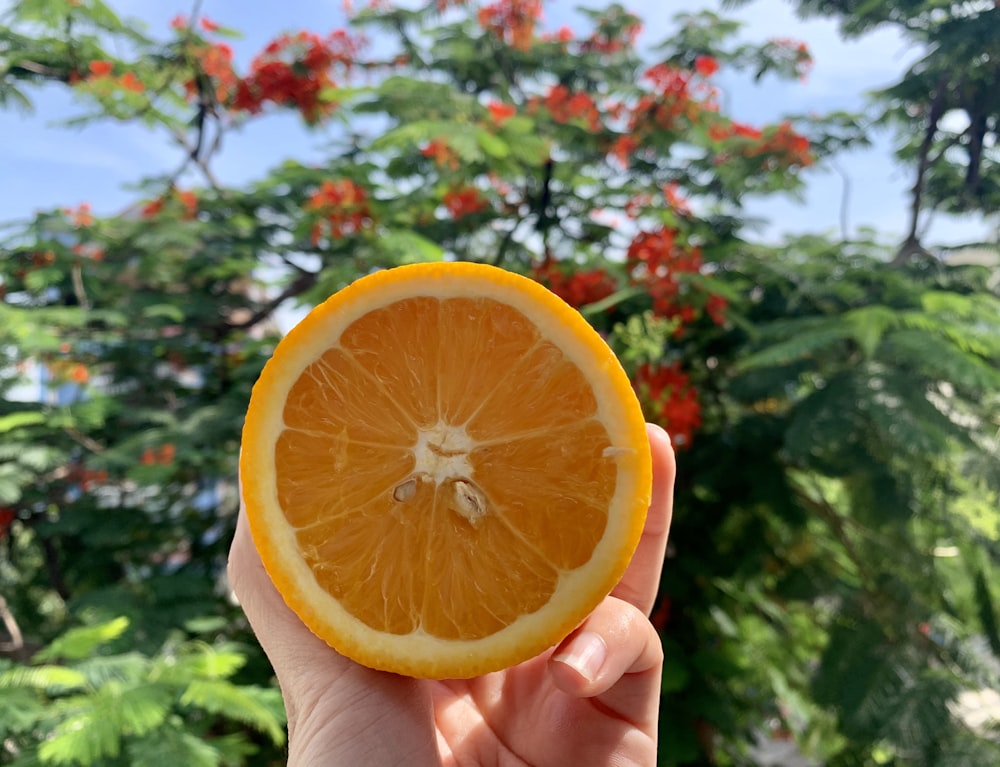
[549,596,663,727]
[610,423,676,615]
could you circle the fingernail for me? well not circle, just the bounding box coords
[648,422,671,446]
[553,632,607,682]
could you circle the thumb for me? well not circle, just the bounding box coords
[548,596,663,730]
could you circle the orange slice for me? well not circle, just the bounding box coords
[240,261,651,679]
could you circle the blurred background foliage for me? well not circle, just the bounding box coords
[1,0,998,764]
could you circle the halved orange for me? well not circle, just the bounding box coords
[240,261,651,679]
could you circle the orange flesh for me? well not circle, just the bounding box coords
[274,296,615,641]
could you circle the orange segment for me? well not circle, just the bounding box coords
[240,261,652,679]
[338,297,441,429]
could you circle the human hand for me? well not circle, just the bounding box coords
[227,423,675,766]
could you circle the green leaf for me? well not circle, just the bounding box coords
[844,305,898,358]
[0,412,46,433]
[142,304,186,323]
[0,687,46,736]
[972,568,1000,658]
[38,683,173,765]
[34,617,130,662]
[885,328,1000,393]
[579,286,647,317]
[76,653,149,689]
[0,665,87,693]
[475,127,510,159]
[377,229,445,263]
[181,680,286,746]
[736,319,854,371]
[152,645,246,683]
[126,725,223,767]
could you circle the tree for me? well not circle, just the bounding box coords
[726,0,1000,260]
[1,1,998,765]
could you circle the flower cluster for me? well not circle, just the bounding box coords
[534,85,601,131]
[233,31,362,123]
[184,41,239,104]
[306,179,372,244]
[478,0,543,51]
[87,60,144,93]
[709,119,813,168]
[627,227,728,331]
[531,261,617,310]
[632,362,702,448]
[421,140,461,170]
[140,444,176,466]
[750,121,813,168]
[632,64,706,134]
[140,189,198,219]
[65,203,94,227]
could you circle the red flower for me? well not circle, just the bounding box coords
[170,15,187,30]
[421,139,460,169]
[487,101,517,124]
[694,55,719,77]
[70,203,94,227]
[731,121,763,141]
[88,60,114,78]
[554,26,574,42]
[627,228,706,320]
[706,293,728,325]
[193,42,238,103]
[200,17,220,33]
[306,179,373,242]
[141,198,165,218]
[708,123,730,142]
[176,190,198,219]
[633,362,702,447]
[80,468,108,491]
[663,182,691,215]
[443,186,488,219]
[69,363,89,384]
[610,135,639,168]
[119,72,144,93]
[0,507,15,540]
[537,85,601,130]
[478,0,542,50]
[159,443,176,466]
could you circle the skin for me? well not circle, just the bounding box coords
[228,423,675,766]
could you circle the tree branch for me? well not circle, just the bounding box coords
[228,269,318,332]
[0,595,24,655]
[894,75,949,265]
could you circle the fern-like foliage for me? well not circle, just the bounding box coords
[0,617,286,766]
[668,237,1000,765]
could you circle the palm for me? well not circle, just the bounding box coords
[430,635,658,766]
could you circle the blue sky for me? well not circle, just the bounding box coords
[2,0,990,248]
